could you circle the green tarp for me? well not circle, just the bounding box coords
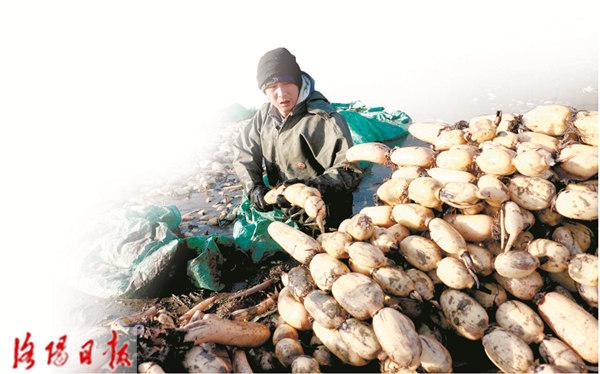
[78,205,185,298]
[332,101,411,144]
[233,198,299,263]
[185,235,234,291]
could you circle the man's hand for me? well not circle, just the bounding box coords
[249,183,270,212]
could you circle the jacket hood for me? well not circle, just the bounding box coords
[299,72,336,116]
[297,72,315,104]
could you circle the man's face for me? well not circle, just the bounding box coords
[264,81,299,117]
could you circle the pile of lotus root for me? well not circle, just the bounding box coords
[138,105,598,373]
[266,105,598,373]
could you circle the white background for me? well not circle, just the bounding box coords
[0,0,598,370]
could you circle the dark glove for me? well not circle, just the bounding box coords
[275,194,292,209]
[305,177,330,195]
[282,178,305,187]
[249,183,270,212]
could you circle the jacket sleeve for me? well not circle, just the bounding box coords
[312,112,363,192]
[232,110,265,193]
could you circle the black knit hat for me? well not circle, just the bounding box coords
[256,48,302,90]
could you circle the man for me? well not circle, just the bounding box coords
[232,47,362,228]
